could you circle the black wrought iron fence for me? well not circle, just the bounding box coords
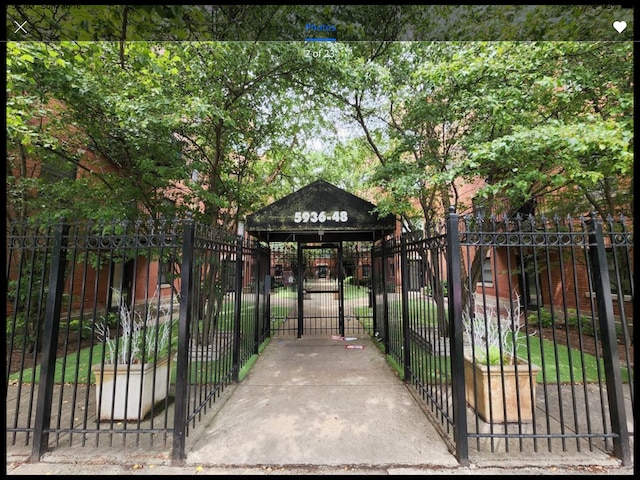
[6,211,633,466]
[6,216,269,462]
[372,211,633,466]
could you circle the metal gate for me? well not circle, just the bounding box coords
[269,242,372,337]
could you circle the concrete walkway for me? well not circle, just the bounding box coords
[185,334,458,467]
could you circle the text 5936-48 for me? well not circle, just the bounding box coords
[294,211,348,223]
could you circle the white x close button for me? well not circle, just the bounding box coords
[14,21,28,35]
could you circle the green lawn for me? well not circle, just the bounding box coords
[355,304,632,384]
[9,298,256,385]
[271,287,298,299]
[10,302,632,386]
[271,283,369,300]
[519,335,632,383]
[343,284,369,300]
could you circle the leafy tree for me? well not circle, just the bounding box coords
[466,42,633,219]
[7,41,187,224]
[305,39,632,329]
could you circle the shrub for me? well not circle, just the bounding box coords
[463,292,526,366]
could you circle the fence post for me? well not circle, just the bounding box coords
[263,272,272,342]
[172,214,195,463]
[252,245,261,354]
[232,233,244,381]
[338,242,345,337]
[587,212,631,466]
[31,221,69,461]
[370,244,377,340]
[400,234,411,381]
[381,239,390,353]
[296,244,304,338]
[445,207,469,466]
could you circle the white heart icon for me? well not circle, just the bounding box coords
[613,21,627,33]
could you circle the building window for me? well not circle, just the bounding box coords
[362,264,371,278]
[158,260,173,285]
[482,256,493,284]
[41,161,77,183]
[274,264,283,279]
[608,249,632,297]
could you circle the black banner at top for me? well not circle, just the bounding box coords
[6,4,635,43]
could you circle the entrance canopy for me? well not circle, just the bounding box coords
[245,179,397,243]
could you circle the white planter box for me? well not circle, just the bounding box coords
[464,355,540,423]
[92,356,170,421]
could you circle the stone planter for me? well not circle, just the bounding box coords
[92,356,170,421]
[464,355,540,423]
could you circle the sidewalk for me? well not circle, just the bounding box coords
[6,334,633,476]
